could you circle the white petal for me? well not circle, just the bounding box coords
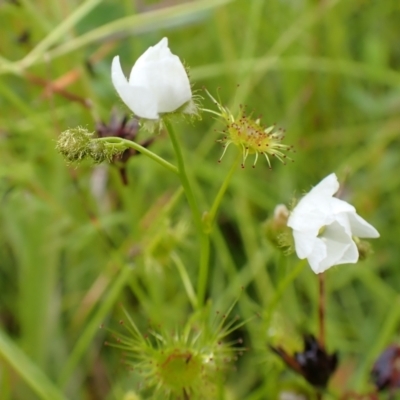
[130,57,191,112]
[288,194,333,233]
[288,175,341,232]
[309,173,339,197]
[150,37,171,60]
[315,220,357,273]
[347,212,380,238]
[111,56,158,119]
[130,66,190,114]
[331,212,352,237]
[132,37,169,69]
[306,238,327,274]
[154,57,192,112]
[128,39,191,115]
[330,197,355,215]
[336,240,359,265]
[292,230,317,259]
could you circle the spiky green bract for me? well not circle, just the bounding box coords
[105,302,248,399]
[204,90,293,168]
[56,127,127,164]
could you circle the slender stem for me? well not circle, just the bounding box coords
[171,252,198,310]
[205,151,241,232]
[317,272,330,400]
[163,120,202,232]
[196,235,210,308]
[96,137,178,174]
[264,260,306,326]
[202,108,223,117]
[163,119,210,307]
[318,272,326,349]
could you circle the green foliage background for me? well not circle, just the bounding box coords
[0,0,399,398]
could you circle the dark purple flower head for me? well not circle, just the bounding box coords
[371,345,400,392]
[270,334,338,389]
[96,109,154,183]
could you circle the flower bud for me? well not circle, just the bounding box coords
[263,204,293,253]
[354,238,373,261]
[56,127,93,163]
[57,127,127,164]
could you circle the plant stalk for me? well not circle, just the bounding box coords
[318,272,326,349]
[163,119,210,307]
[205,151,241,232]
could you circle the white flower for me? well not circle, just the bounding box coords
[111,37,192,120]
[287,173,379,274]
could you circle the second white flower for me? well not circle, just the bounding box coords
[287,173,379,274]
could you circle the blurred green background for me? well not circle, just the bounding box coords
[0,0,399,398]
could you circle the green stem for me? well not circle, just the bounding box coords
[264,260,306,327]
[163,119,210,307]
[205,151,241,232]
[163,120,202,230]
[171,252,198,310]
[196,235,211,308]
[96,137,178,174]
